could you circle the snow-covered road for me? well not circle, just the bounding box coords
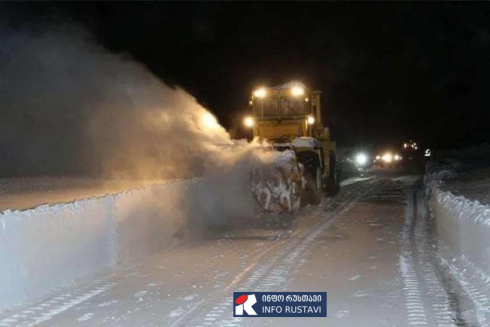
[0,172,481,327]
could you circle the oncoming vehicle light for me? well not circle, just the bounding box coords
[243,116,254,128]
[355,153,368,166]
[382,152,393,163]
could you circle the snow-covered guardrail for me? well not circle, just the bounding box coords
[0,178,202,313]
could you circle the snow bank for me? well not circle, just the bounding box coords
[427,169,490,293]
[427,167,490,324]
[430,186,490,325]
[0,179,202,313]
[430,188,490,272]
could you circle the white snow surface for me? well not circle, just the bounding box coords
[429,184,490,277]
[0,179,198,312]
[427,163,490,270]
[0,169,261,314]
[0,144,291,314]
[291,137,321,149]
[427,163,490,325]
[1,172,486,326]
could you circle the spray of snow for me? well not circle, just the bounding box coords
[0,25,295,314]
[0,25,277,183]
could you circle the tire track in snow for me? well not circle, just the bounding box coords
[442,258,490,327]
[165,240,287,327]
[414,189,458,327]
[0,264,141,327]
[400,186,430,326]
[0,277,118,327]
[400,184,465,327]
[185,233,304,327]
[197,195,362,327]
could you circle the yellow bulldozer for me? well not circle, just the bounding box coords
[241,81,339,215]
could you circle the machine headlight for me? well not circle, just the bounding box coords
[307,115,315,125]
[291,86,304,96]
[394,154,401,161]
[253,88,267,98]
[355,153,368,166]
[243,116,254,128]
[382,153,393,163]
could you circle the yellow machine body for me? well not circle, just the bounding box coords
[249,82,336,174]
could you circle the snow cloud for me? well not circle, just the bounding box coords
[0,25,236,180]
[0,24,292,231]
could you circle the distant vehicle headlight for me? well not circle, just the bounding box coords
[307,115,315,125]
[382,152,393,163]
[394,154,402,161]
[355,153,368,166]
[243,116,254,128]
[254,88,267,98]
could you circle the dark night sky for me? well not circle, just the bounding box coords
[3,2,490,149]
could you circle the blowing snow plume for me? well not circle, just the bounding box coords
[0,24,299,229]
[0,25,235,180]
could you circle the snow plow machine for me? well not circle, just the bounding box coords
[243,81,340,218]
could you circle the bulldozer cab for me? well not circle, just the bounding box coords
[249,82,322,142]
[243,81,340,214]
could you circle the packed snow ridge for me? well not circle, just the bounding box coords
[427,159,490,324]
